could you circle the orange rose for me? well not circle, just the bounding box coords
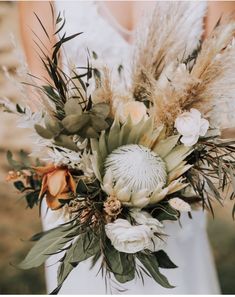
[35,164,76,210]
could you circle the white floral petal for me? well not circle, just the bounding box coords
[199,119,209,136]
[169,198,191,212]
[181,134,199,146]
[116,187,131,202]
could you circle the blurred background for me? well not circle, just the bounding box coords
[0,1,234,294]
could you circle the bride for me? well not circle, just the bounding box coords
[17,1,234,294]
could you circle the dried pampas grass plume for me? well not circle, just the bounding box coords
[132,1,206,102]
[151,17,235,133]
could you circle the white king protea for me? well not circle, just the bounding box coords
[91,116,193,208]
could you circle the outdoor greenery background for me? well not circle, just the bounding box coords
[0,1,234,294]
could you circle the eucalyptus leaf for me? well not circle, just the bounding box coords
[92,103,110,119]
[64,98,83,116]
[18,225,77,269]
[34,124,54,139]
[45,116,62,134]
[54,134,79,151]
[137,253,174,288]
[91,115,109,132]
[62,114,90,133]
[80,126,99,139]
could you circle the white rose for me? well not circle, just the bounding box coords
[130,210,165,252]
[105,211,165,253]
[117,101,148,125]
[105,219,152,253]
[175,108,209,146]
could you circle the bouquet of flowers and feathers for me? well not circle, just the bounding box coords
[2,2,235,293]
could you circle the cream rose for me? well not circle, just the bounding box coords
[105,219,152,253]
[117,101,148,125]
[130,210,165,252]
[105,212,165,253]
[175,108,209,146]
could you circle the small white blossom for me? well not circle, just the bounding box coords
[169,198,191,212]
[105,211,165,253]
[175,108,209,146]
[43,147,81,168]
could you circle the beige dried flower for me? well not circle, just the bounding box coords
[104,196,122,219]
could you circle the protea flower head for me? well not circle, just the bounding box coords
[91,116,193,208]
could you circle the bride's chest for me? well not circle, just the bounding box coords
[55,1,132,68]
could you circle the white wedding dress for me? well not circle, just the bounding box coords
[41,1,220,294]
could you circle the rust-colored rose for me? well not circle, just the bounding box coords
[35,164,76,210]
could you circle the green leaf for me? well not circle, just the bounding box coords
[18,225,77,269]
[14,181,25,192]
[154,135,180,158]
[91,103,110,119]
[91,115,109,132]
[72,231,100,263]
[137,253,174,288]
[16,104,25,114]
[7,151,21,170]
[98,131,108,160]
[107,117,120,153]
[151,204,179,222]
[154,250,177,269]
[104,242,135,283]
[165,145,193,172]
[44,116,62,135]
[54,134,79,151]
[64,98,83,116]
[34,124,54,139]
[62,114,90,133]
[19,150,31,167]
[80,126,99,139]
[57,231,100,289]
[25,191,39,209]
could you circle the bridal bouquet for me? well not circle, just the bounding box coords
[2,3,235,293]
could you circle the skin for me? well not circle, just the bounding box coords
[18,1,235,136]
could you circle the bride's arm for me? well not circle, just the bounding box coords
[18,1,55,82]
[205,1,235,36]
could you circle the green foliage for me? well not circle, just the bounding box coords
[151,203,179,222]
[19,224,78,270]
[25,190,40,209]
[52,231,100,294]
[34,124,54,139]
[154,250,178,269]
[7,150,31,171]
[137,252,174,288]
[62,103,110,139]
[103,239,135,283]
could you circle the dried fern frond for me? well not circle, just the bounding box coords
[132,1,206,101]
